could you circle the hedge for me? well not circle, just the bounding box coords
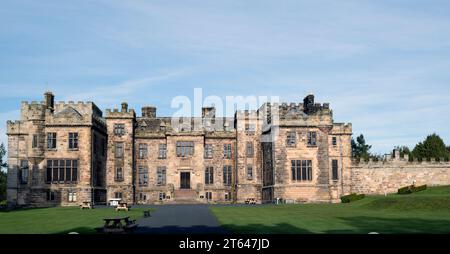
[397,184,427,195]
[341,193,365,203]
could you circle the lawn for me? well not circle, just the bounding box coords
[0,206,148,234]
[210,186,450,234]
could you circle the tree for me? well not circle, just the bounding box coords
[351,134,372,160]
[0,143,7,202]
[412,133,450,159]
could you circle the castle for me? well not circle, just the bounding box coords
[6,92,450,207]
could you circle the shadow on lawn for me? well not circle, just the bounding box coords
[325,216,450,234]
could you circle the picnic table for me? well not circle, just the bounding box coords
[97,216,138,234]
[115,202,129,211]
[245,198,256,205]
[80,201,93,209]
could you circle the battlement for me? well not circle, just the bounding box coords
[20,101,47,120]
[6,120,27,134]
[332,123,352,133]
[105,108,136,119]
[53,101,103,117]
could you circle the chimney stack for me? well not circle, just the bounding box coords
[303,94,315,114]
[121,102,128,112]
[202,106,216,119]
[44,91,54,111]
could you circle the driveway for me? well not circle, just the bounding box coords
[135,204,229,234]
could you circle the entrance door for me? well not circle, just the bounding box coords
[180,172,191,189]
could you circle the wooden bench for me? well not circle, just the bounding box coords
[143,210,152,218]
[80,201,93,209]
[99,216,138,234]
[115,202,129,212]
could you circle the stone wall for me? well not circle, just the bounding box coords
[350,158,450,195]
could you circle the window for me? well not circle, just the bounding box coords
[205,166,214,185]
[68,192,77,202]
[115,143,124,158]
[101,139,106,156]
[68,133,78,149]
[157,166,166,186]
[159,192,166,201]
[205,192,212,201]
[46,159,78,183]
[138,144,148,159]
[115,167,123,181]
[20,160,29,184]
[286,132,296,147]
[139,166,148,186]
[332,160,339,181]
[245,124,255,134]
[114,124,125,136]
[246,142,254,157]
[114,192,123,199]
[225,192,232,201]
[204,144,213,159]
[32,165,39,185]
[307,131,317,146]
[139,193,147,202]
[223,165,232,186]
[332,136,337,146]
[46,190,55,201]
[158,144,167,159]
[47,132,56,149]
[176,141,194,157]
[32,134,38,148]
[291,160,312,181]
[247,165,253,180]
[223,144,232,159]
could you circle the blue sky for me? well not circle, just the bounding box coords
[1,0,450,154]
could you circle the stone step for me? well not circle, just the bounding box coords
[174,189,197,200]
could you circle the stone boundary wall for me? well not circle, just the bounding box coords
[350,158,450,195]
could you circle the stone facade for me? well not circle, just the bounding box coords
[6,92,107,207]
[7,91,450,207]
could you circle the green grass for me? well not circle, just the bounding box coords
[0,206,148,234]
[210,186,450,234]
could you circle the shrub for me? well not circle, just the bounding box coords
[341,193,365,203]
[398,184,427,194]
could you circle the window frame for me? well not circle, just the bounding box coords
[176,141,194,157]
[157,166,166,186]
[68,132,78,150]
[307,131,317,146]
[205,166,214,185]
[47,132,57,150]
[138,143,148,159]
[291,160,313,182]
[286,131,296,147]
[332,160,339,181]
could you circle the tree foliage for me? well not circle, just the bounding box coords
[0,143,6,201]
[412,134,450,159]
[351,134,372,160]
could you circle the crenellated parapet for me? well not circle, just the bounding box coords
[20,101,47,121]
[332,123,352,134]
[6,120,27,135]
[105,103,136,119]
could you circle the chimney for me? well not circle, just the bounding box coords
[44,91,54,111]
[142,106,156,118]
[202,106,216,119]
[303,94,315,115]
[121,102,128,112]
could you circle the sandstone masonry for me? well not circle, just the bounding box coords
[6,92,450,207]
